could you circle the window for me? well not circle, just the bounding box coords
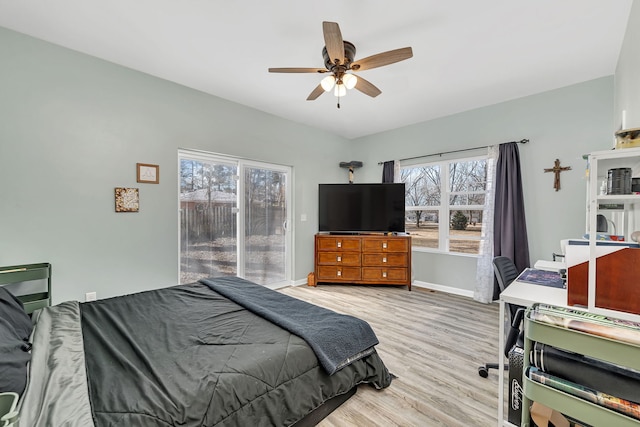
[401,155,488,254]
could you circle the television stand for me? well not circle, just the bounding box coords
[314,234,411,290]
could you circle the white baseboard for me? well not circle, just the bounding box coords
[411,280,475,298]
[267,281,298,290]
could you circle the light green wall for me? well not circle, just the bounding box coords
[0,21,628,300]
[350,77,614,293]
[615,0,640,131]
[0,27,347,303]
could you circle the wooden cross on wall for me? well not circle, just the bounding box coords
[544,159,571,191]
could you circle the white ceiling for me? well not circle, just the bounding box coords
[0,1,633,139]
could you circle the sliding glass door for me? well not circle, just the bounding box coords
[242,164,289,284]
[179,154,238,283]
[179,150,291,287]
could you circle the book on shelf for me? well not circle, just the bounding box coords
[516,268,565,288]
[530,342,640,404]
[528,304,640,346]
[528,367,640,421]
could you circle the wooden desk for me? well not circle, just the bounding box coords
[497,278,568,427]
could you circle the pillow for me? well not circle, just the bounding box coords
[0,286,33,395]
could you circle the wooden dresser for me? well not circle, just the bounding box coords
[314,234,411,290]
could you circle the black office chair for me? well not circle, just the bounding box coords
[478,256,525,378]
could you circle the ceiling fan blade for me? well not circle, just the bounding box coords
[268,67,327,73]
[354,75,382,98]
[306,84,325,101]
[322,21,345,66]
[351,47,413,71]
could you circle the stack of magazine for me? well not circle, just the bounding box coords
[517,268,565,289]
[527,304,640,421]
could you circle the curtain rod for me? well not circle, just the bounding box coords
[377,139,529,165]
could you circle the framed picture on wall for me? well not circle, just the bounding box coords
[137,163,159,184]
[115,187,139,212]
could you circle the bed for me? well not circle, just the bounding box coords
[0,275,391,427]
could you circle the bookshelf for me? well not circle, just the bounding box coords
[584,147,640,320]
[521,305,640,426]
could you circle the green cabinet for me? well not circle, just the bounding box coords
[521,305,640,426]
[0,263,51,313]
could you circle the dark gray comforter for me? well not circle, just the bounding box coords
[200,277,380,375]
[18,280,390,426]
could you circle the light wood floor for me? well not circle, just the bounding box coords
[280,284,501,427]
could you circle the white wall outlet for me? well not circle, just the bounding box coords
[85,292,97,302]
[301,214,307,222]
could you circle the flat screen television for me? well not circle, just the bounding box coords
[318,183,406,233]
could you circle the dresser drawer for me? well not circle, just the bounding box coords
[362,238,409,253]
[362,267,407,282]
[362,253,407,267]
[317,252,361,266]
[316,266,361,281]
[316,236,361,252]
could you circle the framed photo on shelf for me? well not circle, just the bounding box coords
[136,163,159,184]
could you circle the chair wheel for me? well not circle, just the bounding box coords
[478,366,489,378]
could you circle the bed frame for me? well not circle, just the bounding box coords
[294,386,357,426]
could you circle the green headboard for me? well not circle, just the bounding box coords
[0,263,51,314]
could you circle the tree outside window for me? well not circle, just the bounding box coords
[401,156,487,254]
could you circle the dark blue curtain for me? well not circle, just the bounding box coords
[492,142,530,300]
[382,161,395,183]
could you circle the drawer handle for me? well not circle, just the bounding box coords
[382,242,387,249]
[337,270,342,277]
[337,256,342,262]
[382,257,387,263]
[337,241,342,248]
[382,271,387,278]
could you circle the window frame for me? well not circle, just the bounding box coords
[401,154,488,256]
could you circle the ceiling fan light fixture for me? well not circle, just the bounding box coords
[269,22,413,103]
[342,73,357,90]
[320,75,336,92]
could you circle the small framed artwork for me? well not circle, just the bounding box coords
[137,163,159,184]
[115,187,139,212]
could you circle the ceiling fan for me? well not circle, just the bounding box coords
[268,21,413,107]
